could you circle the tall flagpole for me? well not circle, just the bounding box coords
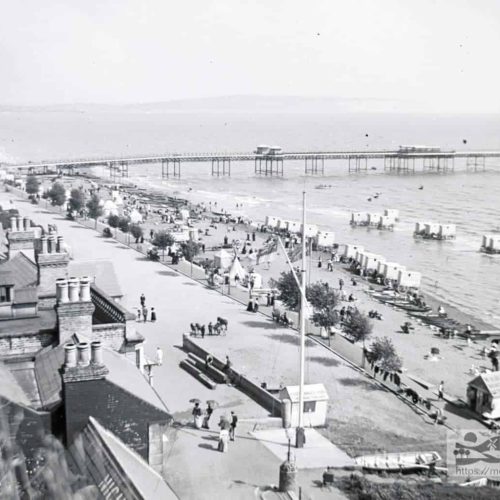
[296,191,307,448]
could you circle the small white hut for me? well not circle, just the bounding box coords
[228,257,246,283]
[343,244,364,259]
[214,249,234,270]
[315,231,335,248]
[279,384,329,428]
[467,372,500,419]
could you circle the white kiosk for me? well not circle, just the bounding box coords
[280,383,329,428]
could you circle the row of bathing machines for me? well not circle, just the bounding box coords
[264,215,421,290]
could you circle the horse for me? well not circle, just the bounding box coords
[216,317,228,332]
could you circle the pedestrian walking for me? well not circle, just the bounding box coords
[266,293,271,307]
[142,307,148,322]
[208,322,213,335]
[137,309,141,322]
[155,346,163,366]
[202,404,214,429]
[151,307,157,322]
[140,293,146,307]
[229,411,238,441]
[192,403,203,429]
[200,324,205,339]
[253,296,260,313]
[438,381,444,400]
[339,279,344,291]
[252,232,256,242]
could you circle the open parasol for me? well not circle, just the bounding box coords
[189,398,201,404]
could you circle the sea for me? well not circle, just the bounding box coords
[1,109,500,326]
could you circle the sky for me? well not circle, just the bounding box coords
[1,0,499,112]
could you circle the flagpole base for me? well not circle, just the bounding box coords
[295,426,306,448]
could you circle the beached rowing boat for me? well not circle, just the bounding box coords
[354,451,442,472]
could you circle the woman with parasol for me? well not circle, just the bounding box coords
[202,400,218,429]
[190,399,203,429]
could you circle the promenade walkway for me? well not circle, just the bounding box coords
[2,191,350,499]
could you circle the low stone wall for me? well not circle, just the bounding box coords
[182,334,282,417]
[91,324,127,351]
[0,331,54,357]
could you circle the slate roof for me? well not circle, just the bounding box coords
[469,371,500,398]
[69,260,123,298]
[0,308,57,336]
[0,252,37,288]
[0,362,31,407]
[92,418,177,499]
[34,342,66,409]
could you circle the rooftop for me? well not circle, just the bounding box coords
[0,308,57,336]
[69,259,123,298]
[469,371,500,398]
[0,252,37,288]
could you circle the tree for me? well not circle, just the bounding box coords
[270,270,301,310]
[369,337,403,372]
[118,216,130,233]
[130,224,143,243]
[180,240,200,262]
[47,182,66,207]
[86,194,103,228]
[68,188,85,214]
[25,175,40,196]
[107,214,120,236]
[307,282,340,335]
[343,308,373,367]
[152,230,176,260]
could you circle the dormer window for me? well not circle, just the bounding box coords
[0,286,12,303]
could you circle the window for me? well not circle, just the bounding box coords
[304,401,316,413]
[0,286,11,303]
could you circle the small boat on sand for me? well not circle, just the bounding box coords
[355,451,442,472]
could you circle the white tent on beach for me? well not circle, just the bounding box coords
[228,257,246,282]
[214,249,234,270]
[129,209,143,224]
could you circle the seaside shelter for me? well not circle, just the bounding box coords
[214,249,233,270]
[467,372,500,419]
[228,257,246,283]
[343,244,364,259]
[279,384,329,428]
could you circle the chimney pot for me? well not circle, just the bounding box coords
[47,235,56,253]
[16,216,23,231]
[68,278,80,302]
[56,279,69,303]
[40,235,48,254]
[91,341,103,365]
[77,342,90,366]
[10,216,18,232]
[64,343,77,368]
[79,277,91,302]
[57,235,64,253]
[23,217,30,231]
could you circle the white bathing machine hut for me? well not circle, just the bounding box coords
[355,250,365,265]
[277,219,289,231]
[424,223,440,238]
[481,234,500,254]
[363,253,386,271]
[301,223,319,238]
[384,209,399,221]
[380,262,406,280]
[397,270,422,290]
[344,244,364,259]
[351,212,368,226]
[285,220,301,233]
[379,215,396,230]
[414,221,430,236]
[265,215,280,229]
[315,231,335,248]
[368,213,383,227]
[438,224,456,240]
[280,383,329,428]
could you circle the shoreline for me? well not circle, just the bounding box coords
[96,172,497,334]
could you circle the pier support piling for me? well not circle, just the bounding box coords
[161,159,181,179]
[211,158,231,176]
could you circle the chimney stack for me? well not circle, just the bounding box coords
[57,236,64,253]
[7,213,36,261]
[64,343,77,368]
[37,233,70,296]
[56,275,95,343]
[47,235,56,254]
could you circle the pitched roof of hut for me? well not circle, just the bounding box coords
[468,371,500,397]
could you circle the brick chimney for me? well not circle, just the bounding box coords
[62,341,109,446]
[37,233,70,296]
[7,215,36,262]
[56,278,95,344]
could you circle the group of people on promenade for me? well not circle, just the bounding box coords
[137,293,157,322]
[192,402,238,453]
